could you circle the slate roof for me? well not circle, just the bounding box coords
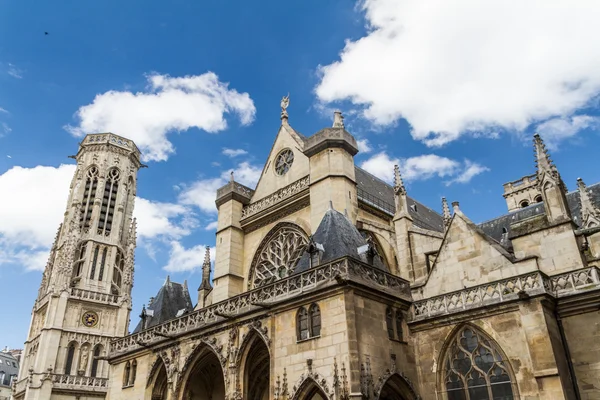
[0,351,19,387]
[354,166,445,232]
[133,277,193,333]
[295,207,388,273]
[478,182,600,242]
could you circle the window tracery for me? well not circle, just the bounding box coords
[250,224,308,288]
[442,326,514,400]
[81,167,99,228]
[99,168,120,235]
[274,148,294,175]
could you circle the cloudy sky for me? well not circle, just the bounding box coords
[1,0,600,348]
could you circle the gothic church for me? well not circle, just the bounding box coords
[14,99,600,400]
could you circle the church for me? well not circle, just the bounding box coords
[13,98,600,400]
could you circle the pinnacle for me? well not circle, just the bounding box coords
[393,165,405,195]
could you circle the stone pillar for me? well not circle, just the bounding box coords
[213,180,252,303]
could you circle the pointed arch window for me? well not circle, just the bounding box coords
[309,303,321,337]
[130,359,137,385]
[396,311,404,342]
[89,245,99,279]
[65,342,76,375]
[81,167,99,228]
[112,248,124,295]
[250,223,308,288]
[123,361,131,387]
[91,345,102,377]
[442,326,515,400]
[297,307,309,341]
[98,247,108,281]
[98,168,120,235]
[385,307,394,339]
[73,241,87,278]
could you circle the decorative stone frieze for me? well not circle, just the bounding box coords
[241,175,310,220]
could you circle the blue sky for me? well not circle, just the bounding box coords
[1,0,600,349]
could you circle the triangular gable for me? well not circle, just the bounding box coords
[250,123,310,202]
[421,210,536,298]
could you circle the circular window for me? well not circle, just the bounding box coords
[82,311,99,327]
[274,149,294,176]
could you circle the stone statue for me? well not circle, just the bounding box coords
[280,94,290,120]
[80,347,89,373]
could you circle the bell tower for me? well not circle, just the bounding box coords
[15,133,142,400]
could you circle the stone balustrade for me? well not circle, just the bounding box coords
[52,374,108,391]
[241,176,310,219]
[110,257,410,356]
[412,267,600,321]
[71,287,119,304]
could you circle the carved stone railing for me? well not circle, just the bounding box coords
[549,267,600,295]
[412,267,600,321]
[13,377,28,395]
[71,288,118,304]
[241,176,310,219]
[110,258,410,356]
[51,374,108,391]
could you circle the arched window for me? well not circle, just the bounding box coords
[98,168,120,235]
[396,311,404,342]
[81,167,99,228]
[73,241,87,278]
[89,245,99,279]
[519,200,529,208]
[112,248,124,295]
[123,361,131,387]
[385,307,394,339]
[130,359,137,385]
[309,304,321,337]
[442,326,515,400]
[359,230,390,271]
[297,307,309,340]
[534,195,543,203]
[98,247,108,281]
[250,223,308,288]
[65,342,76,375]
[91,345,102,377]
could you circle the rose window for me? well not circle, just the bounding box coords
[275,149,294,176]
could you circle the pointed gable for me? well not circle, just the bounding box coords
[250,122,310,202]
[421,210,537,298]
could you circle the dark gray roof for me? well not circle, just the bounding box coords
[478,182,600,242]
[354,166,445,232]
[133,277,193,333]
[295,207,388,273]
[0,351,19,387]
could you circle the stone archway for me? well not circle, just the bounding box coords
[376,373,420,400]
[150,362,168,400]
[179,347,226,400]
[291,378,329,400]
[241,334,270,400]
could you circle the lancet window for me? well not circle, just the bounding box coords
[250,223,308,288]
[65,342,76,375]
[81,166,99,228]
[89,246,99,280]
[98,247,108,281]
[73,241,88,278]
[98,168,120,235]
[297,303,321,341]
[91,345,102,377]
[112,248,124,295]
[442,326,515,400]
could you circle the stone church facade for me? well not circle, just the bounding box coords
[14,100,600,400]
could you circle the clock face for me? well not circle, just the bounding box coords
[82,311,99,327]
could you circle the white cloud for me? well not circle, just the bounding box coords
[163,241,215,272]
[179,161,261,213]
[7,63,23,79]
[65,72,256,162]
[0,107,7,113]
[133,197,193,239]
[316,0,600,147]
[360,151,487,185]
[445,160,490,186]
[357,138,372,153]
[222,148,248,157]
[1,122,11,136]
[204,221,218,231]
[536,115,599,150]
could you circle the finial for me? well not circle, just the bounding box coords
[280,93,290,122]
[165,275,170,285]
[329,200,334,210]
[393,165,406,195]
[199,246,213,291]
[451,201,460,213]
[333,110,345,129]
[577,177,600,228]
[230,170,234,182]
[442,197,451,227]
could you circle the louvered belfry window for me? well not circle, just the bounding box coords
[81,167,99,228]
[98,168,120,235]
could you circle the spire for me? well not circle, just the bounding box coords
[198,246,213,291]
[442,197,451,227]
[533,133,571,222]
[165,275,171,286]
[280,93,290,123]
[333,110,345,129]
[577,178,600,229]
[393,165,406,195]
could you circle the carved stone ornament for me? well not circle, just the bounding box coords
[289,359,333,400]
[249,223,309,288]
[175,337,227,396]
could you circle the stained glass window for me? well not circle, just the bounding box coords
[443,326,514,400]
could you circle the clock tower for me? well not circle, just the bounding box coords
[15,133,142,400]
